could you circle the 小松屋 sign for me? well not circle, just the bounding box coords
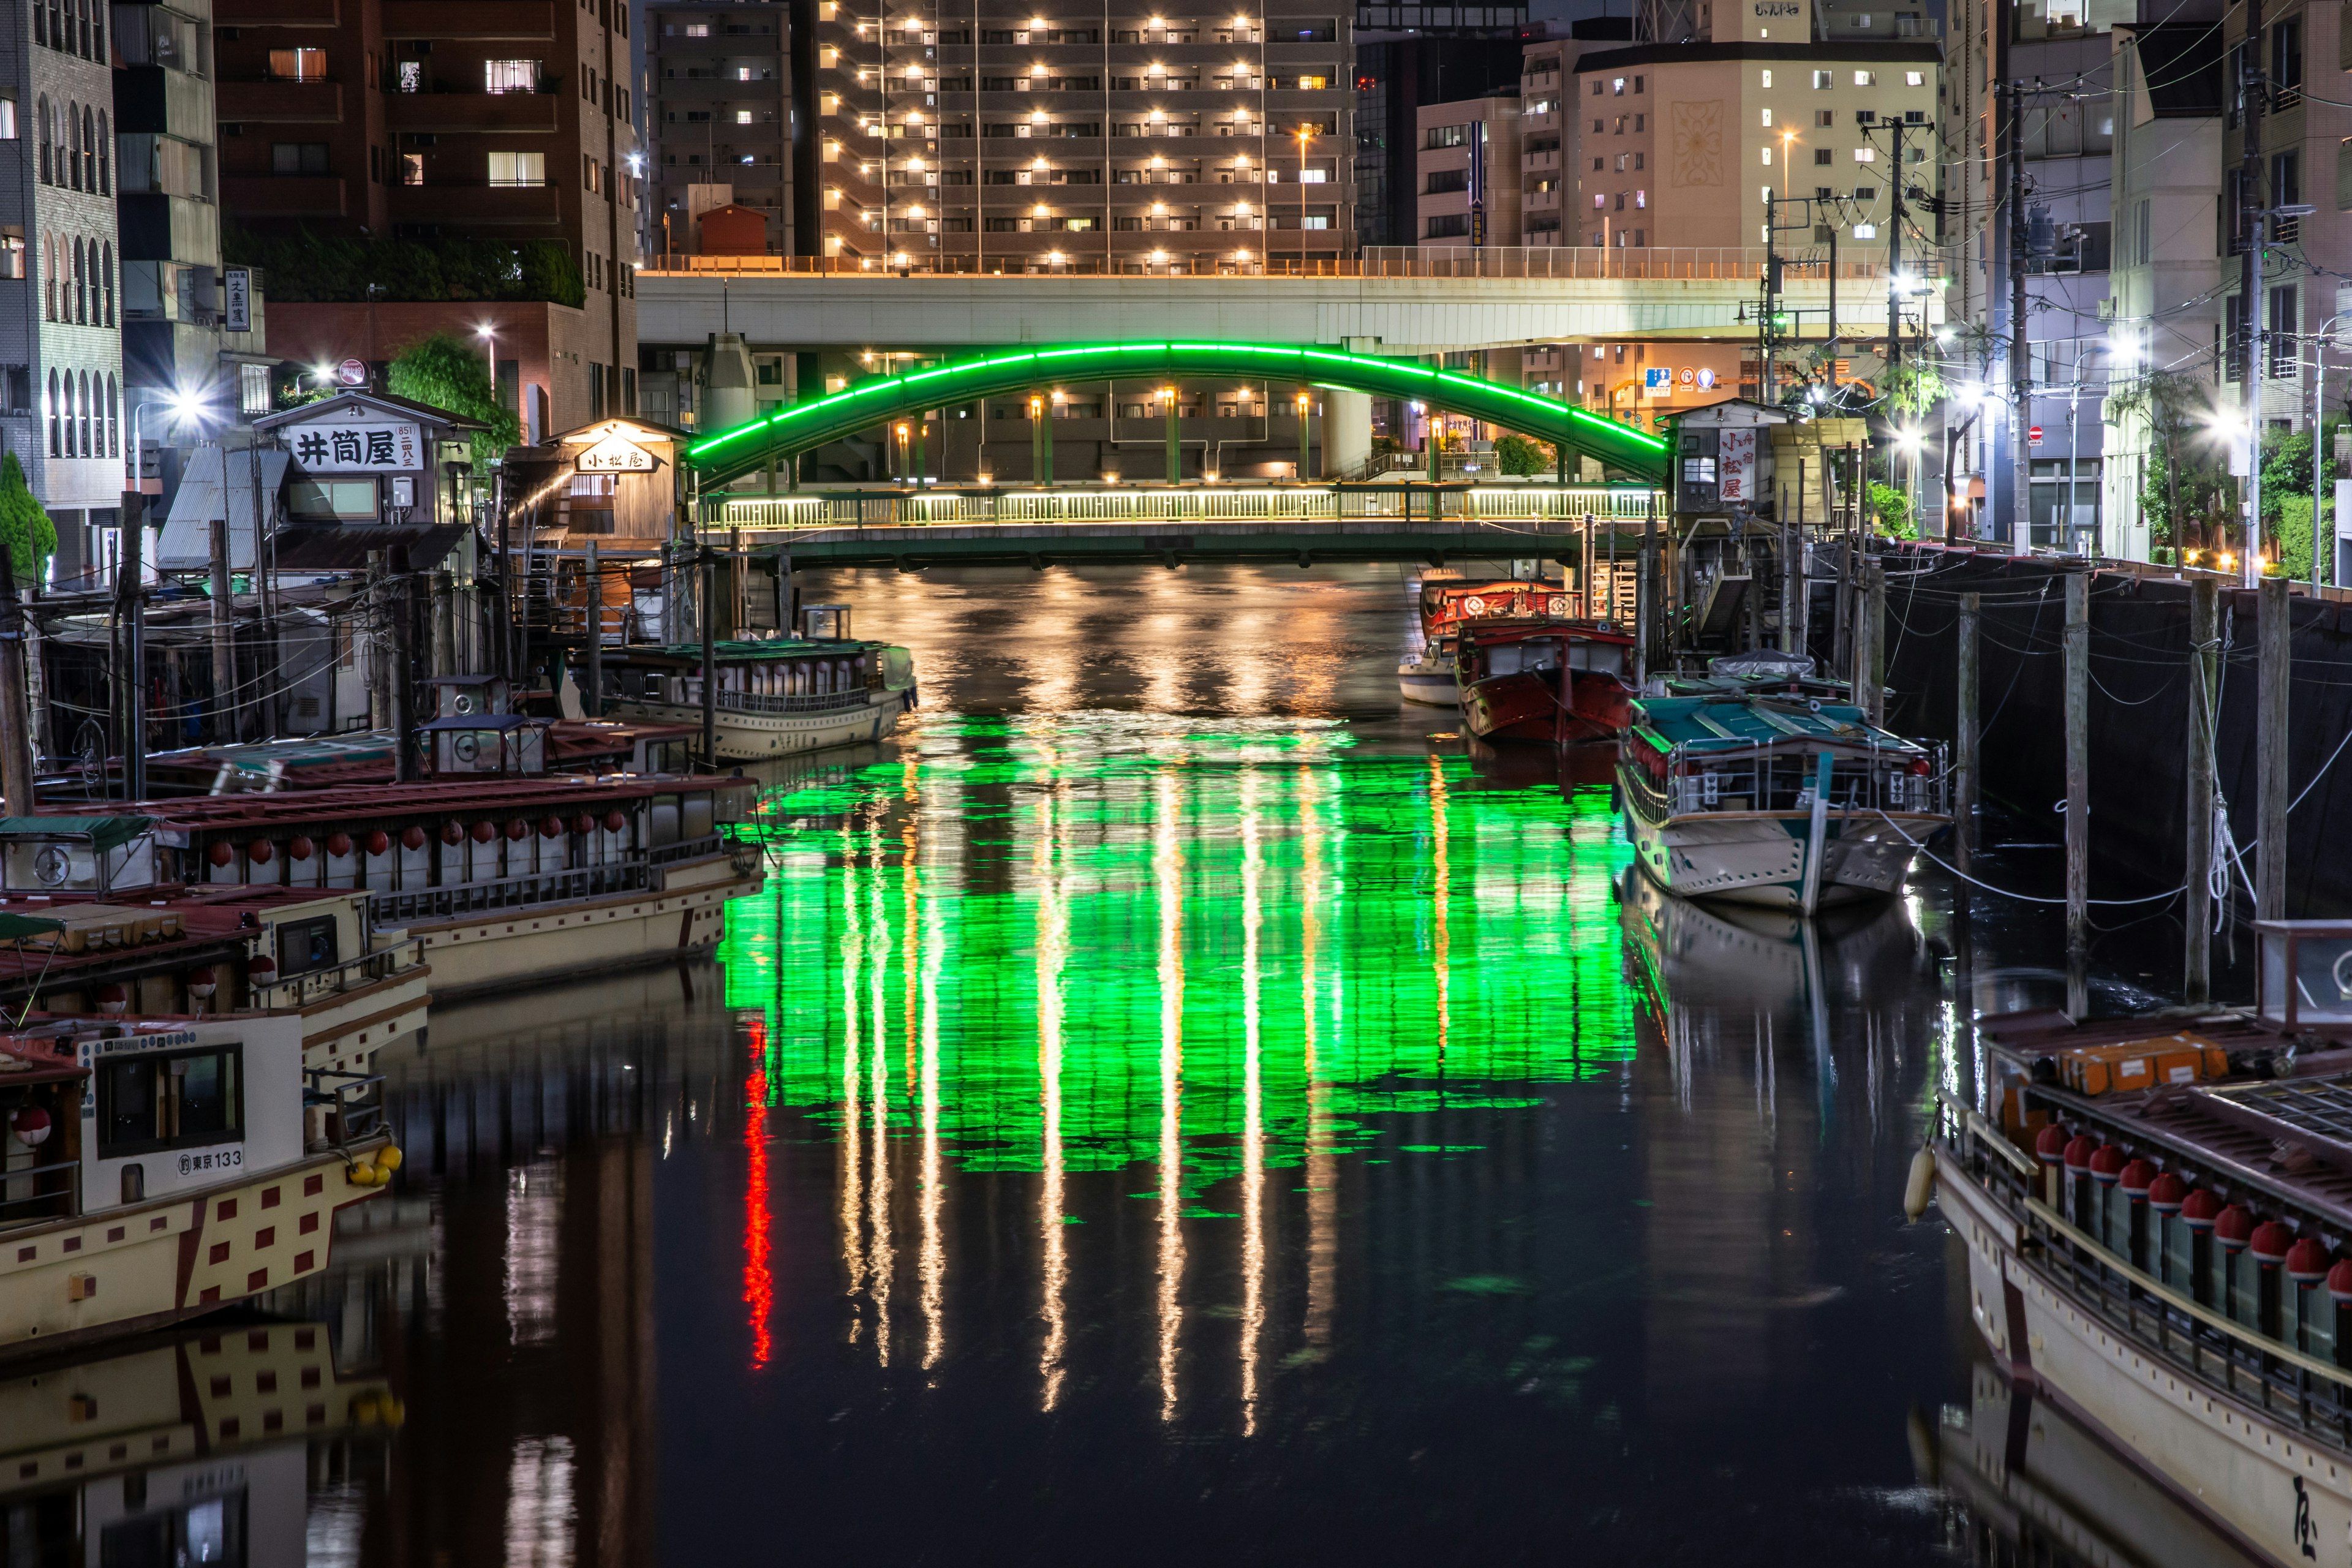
[286,420,424,473]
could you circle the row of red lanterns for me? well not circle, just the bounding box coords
[203,812,631,867]
[2040,1123,2352,1297]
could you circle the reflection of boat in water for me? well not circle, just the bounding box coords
[1919,1362,2256,1568]
[0,1320,398,1561]
[1618,865,1921,1014]
[1932,922,2352,1568]
[1460,734,1619,793]
[1619,693,1947,910]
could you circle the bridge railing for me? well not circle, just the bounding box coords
[707,483,1664,530]
[643,246,1891,282]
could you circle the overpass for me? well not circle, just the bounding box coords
[636,246,1929,354]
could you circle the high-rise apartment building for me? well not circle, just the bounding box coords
[1516,34,1566,246]
[649,1,790,253]
[7,0,130,579]
[216,0,640,428]
[795,2,1354,273]
[1352,24,1528,250]
[1414,89,1517,245]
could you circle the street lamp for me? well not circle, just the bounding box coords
[1295,125,1313,271]
[2244,200,2317,582]
[2312,304,2352,589]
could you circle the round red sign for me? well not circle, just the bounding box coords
[336,358,369,387]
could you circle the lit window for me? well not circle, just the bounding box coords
[685,21,709,35]
[736,109,753,123]
[267,47,326,80]
[1854,71,1877,86]
[1906,71,1924,86]
[1812,69,1832,88]
[0,96,17,140]
[488,150,545,186]
[1760,69,1772,87]
[1853,146,1876,162]
[1760,108,1772,126]
[483,59,538,93]
[1760,145,1772,165]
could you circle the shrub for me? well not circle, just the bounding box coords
[386,333,522,467]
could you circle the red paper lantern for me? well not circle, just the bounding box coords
[287,835,314,861]
[8,1106,51,1148]
[247,839,274,865]
[402,824,428,851]
[325,832,353,858]
[440,820,464,846]
[206,841,235,868]
[538,816,563,839]
[572,813,594,836]
[97,982,129,1016]
[185,967,217,999]
[504,820,529,842]
[603,809,628,833]
[363,830,390,857]
[471,821,496,844]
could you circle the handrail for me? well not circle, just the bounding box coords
[0,1161,78,1230]
[368,859,649,924]
[1941,1090,2038,1177]
[716,687,879,717]
[640,244,1903,282]
[249,938,423,1008]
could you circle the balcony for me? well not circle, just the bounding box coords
[386,89,560,134]
[222,173,347,217]
[215,0,339,23]
[219,77,344,123]
[382,0,554,37]
[390,181,560,225]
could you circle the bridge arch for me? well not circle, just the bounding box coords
[681,341,1672,486]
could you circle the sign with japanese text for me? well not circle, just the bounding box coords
[1719,427,1758,503]
[223,268,250,334]
[576,434,657,473]
[287,420,424,473]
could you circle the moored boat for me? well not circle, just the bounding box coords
[1617,693,1946,909]
[1929,921,2352,1567]
[1397,577,1579,709]
[603,608,916,760]
[0,1011,396,1358]
[1456,620,1637,744]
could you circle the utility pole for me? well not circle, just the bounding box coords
[2064,568,2089,1019]
[2008,80,2032,548]
[0,540,34,815]
[1956,591,1980,870]
[1886,118,1905,390]
[2185,576,2217,1001]
[2258,573,2289,918]
[208,518,236,744]
[2239,0,2267,581]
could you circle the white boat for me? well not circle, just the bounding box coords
[603,606,916,761]
[1397,636,1460,707]
[1617,693,1947,910]
[0,1011,397,1357]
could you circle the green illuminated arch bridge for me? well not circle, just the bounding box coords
[681,340,1672,487]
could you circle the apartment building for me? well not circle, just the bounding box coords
[216,0,640,428]
[6,0,129,578]
[2101,21,2223,564]
[1517,35,1566,246]
[1354,24,1527,249]
[648,1,789,252]
[798,3,1354,273]
[1415,89,1516,244]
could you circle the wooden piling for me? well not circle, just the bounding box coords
[583,541,603,718]
[2258,574,2290,921]
[2064,570,2089,981]
[1956,592,1980,870]
[2185,576,2217,1003]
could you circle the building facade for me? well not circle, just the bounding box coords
[1414,88,1517,245]
[790,2,1355,273]
[1352,24,1527,250]
[648,0,790,254]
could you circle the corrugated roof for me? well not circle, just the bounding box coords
[1632,695,1920,753]
[0,815,156,850]
[156,446,291,572]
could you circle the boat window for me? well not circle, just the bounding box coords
[97,1045,244,1156]
[682,792,714,841]
[1568,641,1627,675]
[1486,639,1561,677]
[276,914,338,976]
[647,794,680,846]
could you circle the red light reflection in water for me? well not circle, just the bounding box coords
[744,1019,775,1368]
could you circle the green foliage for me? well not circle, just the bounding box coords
[224,224,586,309]
[1494,432,1553,477]
[386,333,522,467]
[2272,494,2315,579]
[1867,481,1918,539]
[0,453,57,585]
[2114,369,2236,552]
[1883,361,1946,418]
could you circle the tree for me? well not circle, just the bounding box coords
[1494,432,1553,476]
[0,452,59,584]
[2109,369,2233,554]
[386,333,522,467]
[1867,481,1918,539]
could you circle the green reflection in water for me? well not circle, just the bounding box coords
[720,714,1637,1197]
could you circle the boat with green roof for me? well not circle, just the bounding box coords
[601,605,917,761]
[1617,692,1948,911]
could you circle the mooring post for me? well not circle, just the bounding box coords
[1956,591,1980,871]
[583,541,603,718]
[2064,569,2089,1014]
[2185,575,2217,1004]
[2258,573,2290,921]
[700,548,718,766]
[1641,503,1659,684]
[1779,482,1798,655]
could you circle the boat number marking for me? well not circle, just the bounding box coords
[176,1148,243,1176]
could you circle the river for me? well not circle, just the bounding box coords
[0,564,2231,1566]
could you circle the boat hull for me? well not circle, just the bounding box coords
[1463,669,1632,744]
[0,1142,390,1359]
[1936,1151,2339,1568]
[608,687,910,760]
[1396,659,1458,707]
[396,851,761,1000]
[1621,799,1939,907]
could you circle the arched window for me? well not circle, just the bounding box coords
[89,0,101,60]
[62,101,77,192]
[70,238,83,324]
[35,100,48,183]
[45,372,57,459]
[100,241,113,325]
[38,236,50,322]
[61,374,74,458]
[95,111,107,194]
[107,374,118,458]
[80,108,94,189]
[78,371,91,458]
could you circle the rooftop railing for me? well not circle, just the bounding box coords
[641,245,1896,281]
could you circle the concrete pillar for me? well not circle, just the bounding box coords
[1323,388,1371,480]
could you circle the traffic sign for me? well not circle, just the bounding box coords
[335,358,368,387]
[2028,424,2043,444]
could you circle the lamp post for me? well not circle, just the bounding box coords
[2313,309,2351,589]
[1295,390,1310,480]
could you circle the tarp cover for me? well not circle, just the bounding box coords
[0,815,157,850]
[156,446,291,572]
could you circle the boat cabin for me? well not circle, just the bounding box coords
[1456,622,1633,683]
[1420,581,1576,638]
[608,638,902,712]
[1622,696,1940,818]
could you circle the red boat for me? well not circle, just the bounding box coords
[1455,620,1637,744]
[1418,579,1577,641]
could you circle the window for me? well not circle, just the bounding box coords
[1853,146,1877,162]
[2272,17,2302,96]
[1761,145,1772,165]
[1853,71,1876,86]
[483,59,538,93]
[1426,123,1468,148]
[1812,70,1831,88]
[0,228,20,280]
[1760,108,1773,127]
[239,363,270,415]
[1611,76,1625,94]
[1816,109,1834,127]
[0,97,15,140]
[736,109,753,123]
[1905,70,1925,86]
[97,1046,244,1158]
[277,915,339,977]
[401,152,423,184]
[1814,148,1831,165]
[271,142,330,173]
[684,21,709,35]
[1760,69,1772,87]
[398,59,422,92]
[488,150,545,185]
[1425,168,1468,193]
[1426,213,1469,236]
[268,47,326,80]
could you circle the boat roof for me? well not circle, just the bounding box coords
[0,816,155,850]
[1631,695,1921,753]
[137,720,704,794]
[18,775,752,838]
[1461,619,1631,646]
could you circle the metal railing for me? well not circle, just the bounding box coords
[368,860,650,925]
[714,483,1665,530]
[642,245,1894,282]
[306,1068,386,1150]
[249,938,423,1011]
[648,833,726,868]
[717,688,880,717]
[0,1160,78,1230]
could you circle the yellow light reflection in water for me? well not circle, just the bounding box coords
[1429,755,1451,1058]
[839,823,866,1325]
[1300,771,1335,1351]
[1036,765,1071,1412]
[866,816,894,1365]
[1239,767,1265,1437]
[921,870,946,1371]
[1155,767,1186,1422]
